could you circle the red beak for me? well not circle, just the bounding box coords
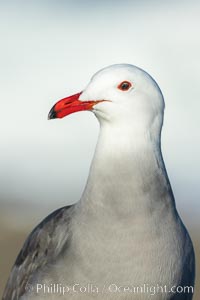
[48,92,104,120]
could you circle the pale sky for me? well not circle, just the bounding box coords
[0,0,199,226]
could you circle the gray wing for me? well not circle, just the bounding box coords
[2,205,75,300]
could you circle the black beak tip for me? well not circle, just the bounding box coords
[48,106,57,120]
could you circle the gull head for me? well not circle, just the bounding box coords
[48,64,165,134]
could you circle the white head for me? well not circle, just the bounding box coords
[81,64,164,129]
[48,64,164,139]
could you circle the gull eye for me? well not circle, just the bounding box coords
[117,81,132,91]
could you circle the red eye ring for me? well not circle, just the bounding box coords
[117,81,132,91]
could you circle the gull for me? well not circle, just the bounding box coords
[3,64,195,300]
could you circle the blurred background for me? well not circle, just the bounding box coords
[0,0,199,298]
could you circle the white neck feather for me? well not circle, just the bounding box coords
[82,119,176,219]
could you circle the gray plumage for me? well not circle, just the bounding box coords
[3,206,74,300]
[3,64,195,300]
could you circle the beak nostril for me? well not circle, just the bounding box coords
[65,101,73,106]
